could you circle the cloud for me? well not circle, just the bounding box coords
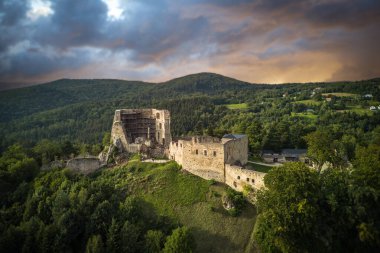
[0,0,29,52]
[0,0,379,87]
[0,0,28,26]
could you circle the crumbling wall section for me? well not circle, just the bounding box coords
[223,136,248,166]
[67,157,102,175]
[111,110,129,151]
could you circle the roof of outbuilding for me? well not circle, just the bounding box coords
[282,149,307,155]
[222,134,246,139]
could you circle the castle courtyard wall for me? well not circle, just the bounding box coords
[225,164,266,191]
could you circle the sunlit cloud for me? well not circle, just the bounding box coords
[27,0,53,21]
[102,0,124,20]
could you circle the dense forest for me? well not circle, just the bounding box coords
[0,145,195,252]
[1,73,380,252]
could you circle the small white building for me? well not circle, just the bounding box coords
[370,106,377,111]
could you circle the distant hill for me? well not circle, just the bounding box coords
[0,73,262,123]
[0,79,150,122]
[156,72,262,92]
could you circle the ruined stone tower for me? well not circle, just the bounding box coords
[111,109,171,154]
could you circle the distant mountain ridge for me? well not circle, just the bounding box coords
[0,73,262,122]
[0,72,379,152]
[0,72,249,92]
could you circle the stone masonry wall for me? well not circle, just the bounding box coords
[152,109,171,147]
[169,135,254,184]
[171,137,226,182]
[169,140,185,165]
[225,164,265,191]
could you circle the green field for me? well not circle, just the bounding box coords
[337,105,373,115]
[247,162,273,173]
[226,103,248,110]
[368,100,380,106]
[105,161,257,253]
[322,92,358,97]
[293,99,321,105]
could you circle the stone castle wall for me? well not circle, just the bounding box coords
[169,135,265,190]
[170,137,226,182]
[225,164,265,191]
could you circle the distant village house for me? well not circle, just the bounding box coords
[262,149,310,164]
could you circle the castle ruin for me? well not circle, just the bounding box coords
[111,109,171,156]
[110,109,265,191]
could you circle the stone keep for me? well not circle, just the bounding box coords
[111,109,171,153]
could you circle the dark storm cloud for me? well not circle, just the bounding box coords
[36,0,108,48]
[31,0,209,61]
[305,0,380,28]
[0,0,379,87]
[0,0,28,26]
[0,0,29,52]
[102,1,209,63]
[204,0,380,29]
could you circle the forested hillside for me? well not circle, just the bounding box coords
[0,73,379,155]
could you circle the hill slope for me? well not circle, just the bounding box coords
[107,160,257,253]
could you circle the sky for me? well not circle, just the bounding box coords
[0,0,379,88]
